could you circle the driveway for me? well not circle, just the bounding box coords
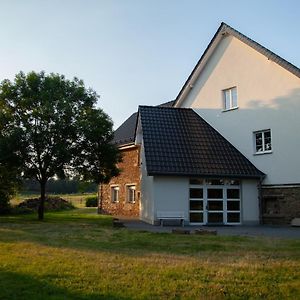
[118,217,300,239]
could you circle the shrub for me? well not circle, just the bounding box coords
[85,196,98,207]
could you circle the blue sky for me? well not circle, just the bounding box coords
[0,0,299,128]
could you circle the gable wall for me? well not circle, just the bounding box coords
[179,35,300,185]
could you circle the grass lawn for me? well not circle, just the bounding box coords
[0,209,299,299]
[11,193,97,208]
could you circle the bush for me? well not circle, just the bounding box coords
[85,196,98,207]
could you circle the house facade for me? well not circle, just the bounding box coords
[174,23,300,224]
[99,23,300,225]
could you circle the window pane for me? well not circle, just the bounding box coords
[208,213,223,223]
[190,200,203,210]
[189,188,203,198]
[224,90,231,109]
[207,189,223,199]
[264,131,271,151]
[190,212,203,223]
[231,87,237,107]
[207,200,223,211]
[228,179,240,186]
[255,132,263,152]
[227,201,240,211]
[189,178,204,185]
[227,213,240,223]
[206,179,224,185]
[227,189,240,199]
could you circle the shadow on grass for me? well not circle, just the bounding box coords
[0,208,296,257]
[0,269,130,300]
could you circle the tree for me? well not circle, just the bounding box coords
[0,135,22,214]
[0,71,120,219]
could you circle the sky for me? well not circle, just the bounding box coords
[0,0,299,128]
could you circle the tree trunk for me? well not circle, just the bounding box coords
[38,180,47,220]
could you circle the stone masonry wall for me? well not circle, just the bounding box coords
[99,145,140,217]
[262,186,300,224]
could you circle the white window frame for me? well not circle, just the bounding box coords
[111,185,120,203]
[222,86,238,111]
[126,184,136,203]
[253,129,272,154]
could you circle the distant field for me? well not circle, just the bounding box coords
[0,208,299,299]
[11,193,98,208]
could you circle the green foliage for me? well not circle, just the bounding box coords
[0,71,120,219]
[0,134,22,214]
[85,196,98,207]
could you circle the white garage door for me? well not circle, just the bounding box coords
[189,178,241,225]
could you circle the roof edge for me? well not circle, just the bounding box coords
[174,22,300,107]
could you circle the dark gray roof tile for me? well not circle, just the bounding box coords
[139,106,264,178]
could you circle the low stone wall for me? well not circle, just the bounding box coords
[262,186,300,225]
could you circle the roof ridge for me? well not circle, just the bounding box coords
[175,22,300,107]
[139,105,191,111]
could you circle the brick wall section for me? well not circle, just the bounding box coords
[262,186,300,224]
[99,145,140,217]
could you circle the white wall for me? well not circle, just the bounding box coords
[153,176,189,222]
[140,142,155,224]
[179,35,300,185]
[241,179,260,225]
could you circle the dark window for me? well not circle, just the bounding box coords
[190,201,203,211]
[190,212,203,223]
[189,188,203,199]
[227,189,240,199]
[207,200,223,211]
[208,213,223,223]
[227,201,240,211]
[207,189,223,199]
[227,213,240,223]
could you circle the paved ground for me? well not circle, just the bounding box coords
[117,217,300,239]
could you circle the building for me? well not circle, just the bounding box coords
[99,23,300,225]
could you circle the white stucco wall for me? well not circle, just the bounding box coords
[152,176,189,222]
[140,142,155,224]
[178,35,300,185]
[241,179,260,225]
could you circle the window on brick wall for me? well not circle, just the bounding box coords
[111,186,120,203]
[126,185,136,203]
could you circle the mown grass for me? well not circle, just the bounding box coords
[0,208,300,299]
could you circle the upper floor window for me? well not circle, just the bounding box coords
[126,185,136,203]
[254,129,272,154]
[223,87,238,111]
[111,186,120,203]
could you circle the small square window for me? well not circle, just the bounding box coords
[111,186,119,203]
[126,185,136,203]
[254,129,272,154]
[223,87,238,110]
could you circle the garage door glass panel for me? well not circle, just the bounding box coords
[227,213,240,223]
[190,212,203,223]
[190,200,203,210]
[227,189,240,199]
[208,213,223,223]
[207,200,223,211]
[189,188,203,199]
[227,201,240,211]
[207,189,223,199]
